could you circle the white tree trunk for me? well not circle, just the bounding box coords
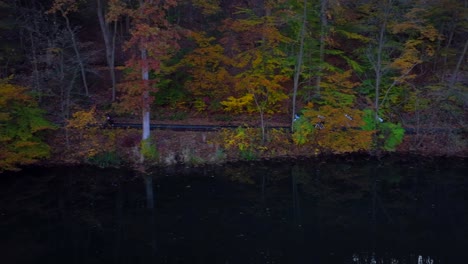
[141,48,151,142]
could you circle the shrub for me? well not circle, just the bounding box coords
[362,109,405,151]
[140,138,159,161]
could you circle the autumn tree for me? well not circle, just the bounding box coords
[179,31,233,111]
[397,0,467,153]
[221,2,292,143]
[350,0,438,121]
[293,70,374,153]
[0,79,55,172]
[286,0,367,125]
[112,0,180,161]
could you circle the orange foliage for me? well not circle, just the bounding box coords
[179,31,233,107]
[302,104,373,153]
[46,0,80,16]
[389,6,441,78]
[66,107,102,158]
[220,7,291,116]
[114,0,180,115]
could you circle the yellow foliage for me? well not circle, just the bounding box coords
[66,107,117,159]
[180,31,233,101]
[66,107,98,129]
[220,127,263,159]
[301,105,373,153]
[221,94,255,114]
[0,80,54,171]
[320,70,360,107]
[390,7,441,76]
[323,70,360,90]
[421,25,439,42]
[191,0,221,15]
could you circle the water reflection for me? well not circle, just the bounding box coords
[0,157,467,263]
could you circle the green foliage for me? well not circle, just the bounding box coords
[361,109,377,131]
[140,138,159,161]
[0,80,55,172]
[292,115,315,145]
[220,127,261,160]
[240,148,257,161]
[379,123,405,151]
[3,0,466,162]
[153,78,188,108]
[319,70,360,107]
[362,109,405,151]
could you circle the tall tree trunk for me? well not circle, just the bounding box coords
[63,13,89,96]
[141,48,151,142]
[373,0,392,123]
[252,92,266,144]
[139,0,152,163]
[29,30,40,99]
[256,4,270,143]
[448,38,468,89]
[291,0,307,130]
[315,0,327,99]
[97,0,117,101]
[442,22,455,81]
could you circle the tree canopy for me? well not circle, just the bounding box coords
[0,79,55,171]
[0,0,466,169]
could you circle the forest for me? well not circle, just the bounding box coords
[0,0,466,171]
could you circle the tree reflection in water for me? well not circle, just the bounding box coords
[0,157,466,263]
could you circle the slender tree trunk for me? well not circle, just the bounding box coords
[448,38,468,89]
[260,109,265,143]
[63,13,89,96]
[29,30,41,98]
[253,92,266,144]
[139,0,152,163]
[64,68,78,150]
[97,0,117,101]
[141,47,151,142]
[374,0,391,123]
[315,0,328,99]
[257,5,270,143]
[111,21,117,95]
[66,68,78,119]
[442,22,455,81]
[291,0,307,130]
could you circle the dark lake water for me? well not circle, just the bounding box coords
[1,156,467,264]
